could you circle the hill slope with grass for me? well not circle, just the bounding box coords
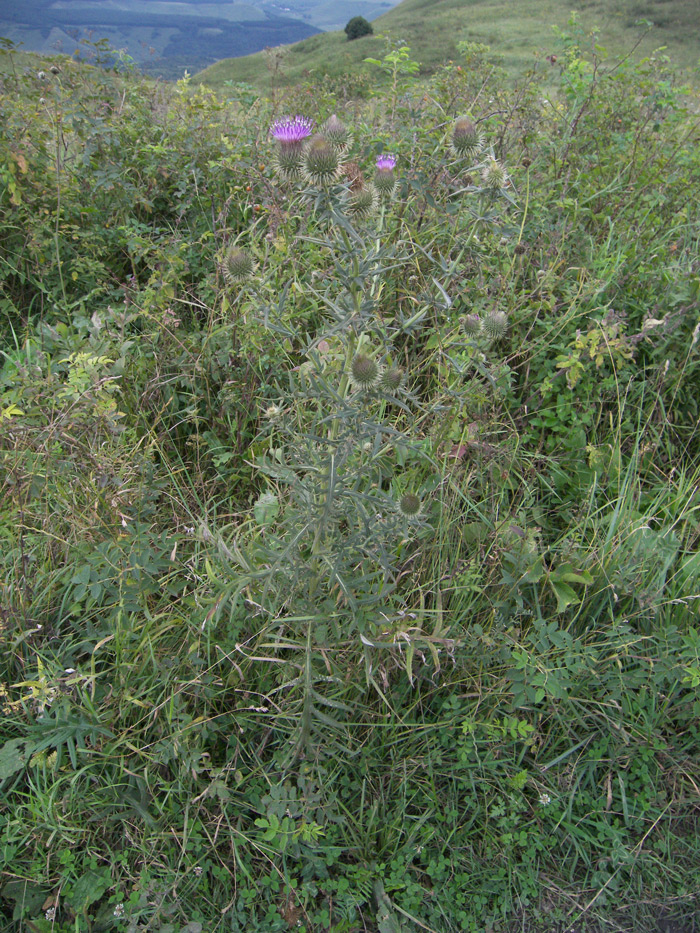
[0,0,321,79]
[197,0,700,90]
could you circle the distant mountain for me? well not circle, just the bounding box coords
[261,1,399,32]
[0,0,322,79]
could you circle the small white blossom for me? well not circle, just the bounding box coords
[539,792,552,806]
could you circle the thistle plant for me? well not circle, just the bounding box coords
[251,134,425,618]
[209,110,515,762]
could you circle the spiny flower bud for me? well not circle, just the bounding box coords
[461,313,481,337]
[482,310,509,340]
[350,353,381,391]
[374,154,397,196]
[347,184,377,218]
[482,158,508,190]
[514,242,527,255]
[451,116,484,160]
[304,134,340,185]
[270,115,314,178]
[264,403,283,421]
[221,245,254,283]
[380,365,404,392]
[398,492,422,518]
[323,113,351,150]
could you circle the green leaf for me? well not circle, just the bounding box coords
[66,868,111,912]
[0,738,34,780]
[253,491,280,527]
[550,579,578,613]
[551,563,594,585]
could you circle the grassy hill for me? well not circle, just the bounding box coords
[197,0,700,90]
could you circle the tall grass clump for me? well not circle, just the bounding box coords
[0,28,699,933]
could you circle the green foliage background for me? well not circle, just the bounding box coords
[1,24,699,933]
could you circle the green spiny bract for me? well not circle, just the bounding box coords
[346,180,377,218]
[350,353,382,390]
[323,114,351,150]
[304,134,341,185]
[482,310,509,340]
[380,365,404,392]
[451,116,484,160]
[220,245,254,283]
[398,492,422,518]
[461,313,482,337]
[482,158,508,190]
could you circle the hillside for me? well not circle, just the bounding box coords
[197,0,700,90]
[263,0,399,32]
[0,0,321,79]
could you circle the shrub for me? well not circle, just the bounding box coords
[344,15,373,41]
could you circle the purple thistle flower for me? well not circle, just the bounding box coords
[270,116,314,144]
[375,153,397,195]
[376,154,397,171]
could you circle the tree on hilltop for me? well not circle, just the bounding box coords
[344,16,373,41]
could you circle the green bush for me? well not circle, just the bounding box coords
[344,15,373,40]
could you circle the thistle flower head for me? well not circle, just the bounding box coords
[482,310,509,340]
[398,492,422,518]
[349,353,381,391]
[376,154,397,172]
[221,245,254,283]
[380,365,404,392]
[482,158,508,190]
[323,113,351,149]
[347,183,377,218]
[304,133,341,185]
[271,116,314,178]
[461,313,482,337]
[270,115,314,145]
[375,154,397,195]
[451,116,484,160]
